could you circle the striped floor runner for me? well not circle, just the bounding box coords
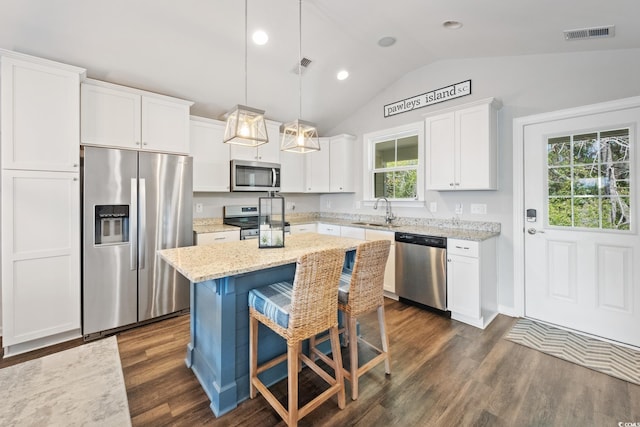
[504,318,640,386]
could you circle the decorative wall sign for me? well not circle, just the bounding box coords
[384,79,472,117]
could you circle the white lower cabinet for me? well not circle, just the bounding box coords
[195,230,240,245]
[1,170,81,355]
[317,223,340,236]
[289,223,317,234]
[339,226,365,240]
[365,229,396,294]
[446,237,498,329]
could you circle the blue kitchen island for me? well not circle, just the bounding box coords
[158,233,361,417]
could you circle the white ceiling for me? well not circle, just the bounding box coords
[2,0,639,134]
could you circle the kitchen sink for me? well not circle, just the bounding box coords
[351,221,401,228]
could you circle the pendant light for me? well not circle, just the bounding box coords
[280,0,320,153]
[223,0,268,147]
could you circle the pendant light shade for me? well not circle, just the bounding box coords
[223,104,268,146]
[280,0,320,153]
[224,0,268,147]
[280,119,319,153]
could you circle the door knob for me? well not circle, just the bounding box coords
[527,228,545,235]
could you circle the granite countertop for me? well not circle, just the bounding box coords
[158,233,363,283]
[288,217,499,241]
[192,214,500,242]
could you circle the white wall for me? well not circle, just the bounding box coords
[323,48,640,312]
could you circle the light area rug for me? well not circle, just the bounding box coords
[505,318,640,386]
[0,336,131,427]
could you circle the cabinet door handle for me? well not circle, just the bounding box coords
[214,237,226,241]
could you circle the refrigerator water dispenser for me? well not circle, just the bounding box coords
[95,205,129,245]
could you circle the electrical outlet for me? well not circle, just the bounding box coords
[470,203,487,214]
[429,202,437,212]
[195,203,203,213]
[455,203,463,215]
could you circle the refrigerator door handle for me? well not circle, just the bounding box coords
[130,178,138,271]
[139,178,146,269]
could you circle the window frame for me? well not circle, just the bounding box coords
[363,121,425,204]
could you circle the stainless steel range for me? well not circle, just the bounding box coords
[223,205,290,240]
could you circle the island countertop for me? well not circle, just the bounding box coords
[158,233,364,283]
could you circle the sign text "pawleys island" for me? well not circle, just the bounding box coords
[384,80,472,117]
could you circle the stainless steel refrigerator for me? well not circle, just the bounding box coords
[81,146,193,339]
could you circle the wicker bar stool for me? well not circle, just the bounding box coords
[310,239,391,400]
[248,248,346,427]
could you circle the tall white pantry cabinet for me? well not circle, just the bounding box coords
[0,49,86,356]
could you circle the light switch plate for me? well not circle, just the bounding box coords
[470,203,487,214]
[455,203,463,215]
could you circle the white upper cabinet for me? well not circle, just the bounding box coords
[280,149,306,193]
[425,98,501,190]
[190,116,230,192]
[305,137,331,193]
[329,134,356,192]
[228,120,281,164]
[81,79,193,154]
[1,54,85,172]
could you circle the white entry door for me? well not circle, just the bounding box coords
[524,104,640,347]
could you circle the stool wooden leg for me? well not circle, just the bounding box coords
[378,305,391,374]
[288,343,299,426]
[329,326,346,409]
[348,315,359,400]
[249,315,258,399]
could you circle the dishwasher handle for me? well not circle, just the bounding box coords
[395,232,446,248]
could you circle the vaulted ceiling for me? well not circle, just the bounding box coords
[2,0,639,134]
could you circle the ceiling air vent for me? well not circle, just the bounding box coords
[291,57,312,75]
[564,25,615,41]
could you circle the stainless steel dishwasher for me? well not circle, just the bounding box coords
[395,232,448,311]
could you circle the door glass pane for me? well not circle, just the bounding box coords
[548,198,572,226]
[574,197,600,228]
[548,167,572,197]
[573,133,598,165]
[548,136,571,166]
[546,128,631,231]
[573,166,600,196]
[602,197,630,230]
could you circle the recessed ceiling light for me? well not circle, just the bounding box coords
[377,36,397,47]
[337,70,349,81]
[252,30,269,45]
[443,21,463,30]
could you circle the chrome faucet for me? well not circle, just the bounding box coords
[374,197,396,224]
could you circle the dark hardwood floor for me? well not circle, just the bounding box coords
[2,299,639,426]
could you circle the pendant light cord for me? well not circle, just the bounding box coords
[298,0,302,118]
[244,0,248,105]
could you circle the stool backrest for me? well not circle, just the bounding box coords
[347,240,391,316]
[288,248,344,339]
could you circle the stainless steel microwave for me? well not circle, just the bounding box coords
[230,159,281,192]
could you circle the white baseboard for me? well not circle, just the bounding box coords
[498,304,520,318]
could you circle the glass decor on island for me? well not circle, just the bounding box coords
[258,194,285,248]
